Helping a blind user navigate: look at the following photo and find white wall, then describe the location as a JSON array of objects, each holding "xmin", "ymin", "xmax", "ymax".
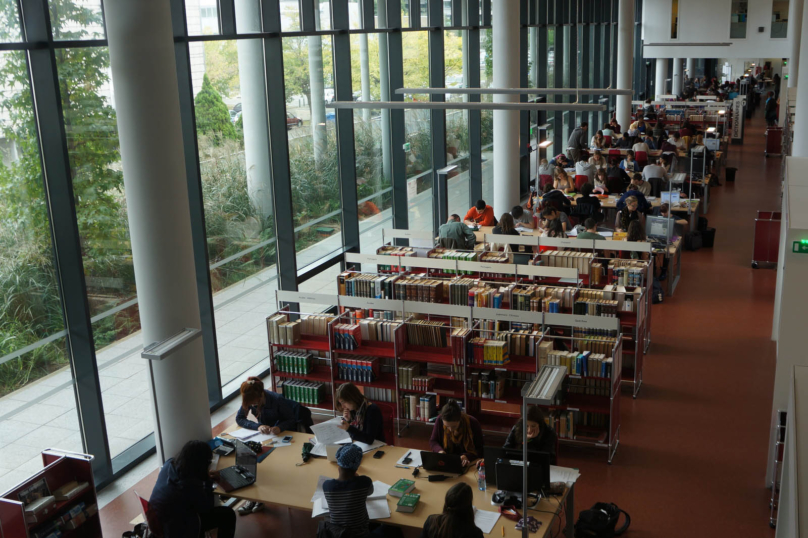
[
  {"xmin": 716, "ymin": 57, "xmax": 783, "ymax": 81},
  {"xmin": 642, "ymin": 0, "xmax": 792, "ymax": 59}
]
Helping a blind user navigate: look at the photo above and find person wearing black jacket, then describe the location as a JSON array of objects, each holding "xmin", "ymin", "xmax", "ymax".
[
  {"xmin": 574, "ymin": 183, "xmax": 603, "ymax": 222},
  {"xmin": 503, "ymin": 405, "xmax": 557, "ymax": 465},
  {"xmin": 420, "ymin": 483, "xmax": 483, "ymax": 538},
  {"xmin": 540, "ymin": 183, "xmax": 572, "ymax": 215},
  {"xmin": 236, "ymin": 377, "xmax": 313, "ymax": 434},
  {"xmin": 336, "ymin": 382, "xmax": 386, "ymax": 444},
  {"xmin": 149, "ymin": 441, "xmax": 236, "ymax": 538}
]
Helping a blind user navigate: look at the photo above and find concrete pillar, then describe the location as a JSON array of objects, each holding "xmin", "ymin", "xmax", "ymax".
[
  {"xmin": 462, "ymin": 0, "xmax": 470, "ymax": 103},
  {"xmin": 655, "ymin": 58, "xmax": 669, "ymax": 99},
  {"xmin": 378, "ymin": 0, "xmax": 392, "ymax": 184},
  {"xmin": 793, "ymin": 0, "xmax": 808, "ymax": 156},
  {"xmin": 102, "ymin": 0, "xmax": 211, "ymax": 462},
  {"xmin": 308, "ymin": 7, "xmax": 327, "ymax": 165},
  {"xmin": 672, "ymin": 58, "xmax": 683, "ymax": 96},
  {"xmin": 686, "ymin": 58, "xmax": 695, "ymax": 81},
  {"xmin": 615, "ymin": 0, "xmax": 635, "ymax": 132},
  {"xmin": 788, "ymin": 0, "xmax": 804, "ymax": 88},
  {"xmin": 235, "ymin": 0, "xmax": 273, "ymax": 219},
  {"xmin": 492, "ymin": 0, "xmax": 520, "ymax": 218},
  {"xmin": 359, "ymin": 34, "xmax": 371, "ymax": 122}
]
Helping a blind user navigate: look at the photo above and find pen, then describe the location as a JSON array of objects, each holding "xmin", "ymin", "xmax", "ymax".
[
  {"xmin": 501, "ymin": 525, "xmax": 505, "ymax": 537},
  {"xmin": 395, "ymin": 465, "xmax": 410, "ymax": 469}
]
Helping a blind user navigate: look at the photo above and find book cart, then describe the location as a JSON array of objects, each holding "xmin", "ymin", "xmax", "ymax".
[{"xmin": 0, "ymin": 449, "xmax": 100, "ymax": 538}]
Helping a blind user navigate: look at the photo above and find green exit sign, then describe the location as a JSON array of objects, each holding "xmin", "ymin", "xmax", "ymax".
[
  {"xmin": 402, "ymin": 142, "xmax": 411, "ymax": 152},
  {"xmin": 793, "ymin": 241, "xmax": 808, "ymax": 254}
]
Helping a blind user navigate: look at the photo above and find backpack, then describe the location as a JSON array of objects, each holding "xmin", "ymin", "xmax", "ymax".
[
  {"xmin": 574, "ymin": 503, "xmax": 631, "ymax": 538},
  {"xmin": 652, "ymin": 279, "xmax": 664, "ymax": 304},
  {"xmin": 684, "ymin": 230, "xmax": 702, "ymax": 251},
  {"xmin": 317, "ymin": 521, "xmax": 350, "ymax": 538}
]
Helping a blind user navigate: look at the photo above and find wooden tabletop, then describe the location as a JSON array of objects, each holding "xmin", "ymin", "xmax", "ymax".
[{"xmin": 215, "ymin": 430, "xmax": 569, "ymax": 538}]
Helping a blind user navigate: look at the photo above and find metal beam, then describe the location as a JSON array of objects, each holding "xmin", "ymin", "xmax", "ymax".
[
  {"xmin": 327, "ymin": 101, "xmax": 606, "ymax": 111},
  {"xmin": 467, "ymin": 0, "xmax": 482, "ymax": 206},
  {"xmin": 428, "ymin": 0, "xmax": 446, "ymax": 236},
  {"xmin": 395, "ymin": 87, "xmax": 634, "ymax": 95}
]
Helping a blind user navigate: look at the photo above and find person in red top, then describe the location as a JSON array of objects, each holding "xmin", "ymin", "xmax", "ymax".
[{"xmin": 463, "ymin": 200, "xmax": 497, "ymax": 226}]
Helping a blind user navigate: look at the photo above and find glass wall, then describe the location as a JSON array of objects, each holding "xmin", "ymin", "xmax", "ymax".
[
  {"xmin": 480, "ymin": 28, "xmax": 493, "ymax": 203},
  {"xmin": 445, "ymin": 28, "xmax": 470, "ymax": 219},
  {"xmin": 771, "ymin": 0, "xmax": 789, "ymax": 38},
  {"xmin": 730, "ymin": 0, "xmax": 748, "ymax": 39}
]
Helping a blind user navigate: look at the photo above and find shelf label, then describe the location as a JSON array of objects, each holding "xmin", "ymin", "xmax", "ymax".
[
  {"xmin": 277, "ymin": 290, "xmax": 339, "ymax": 305},
  {"xmin": 495, "ymin": 400, "xmax": 507, "ymax": 404},
  {"xmin": 426, "ymin": 392, "xmax": 437, "ymax": 396},
  {"xmin": 567, "ymin": 408, "xmax": 579, "ymax": 412}
]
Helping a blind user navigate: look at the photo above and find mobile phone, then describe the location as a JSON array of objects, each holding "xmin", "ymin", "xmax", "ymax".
[
  {"xmin": 373, "ymin": 450, "xmax": 385, "ymax": 459},
  {"xmin": 282, "ymin": 435, "xmax": 293, "ymax": 443}
]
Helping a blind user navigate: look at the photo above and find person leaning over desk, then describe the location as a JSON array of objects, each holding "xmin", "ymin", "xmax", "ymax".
[
  {"xmin": 617, "ymin": 195, "xmax": 642, "ymax": 233},
  {"xmin": 336, "ymin": 382, "xmax": 386, "ymax": 444},
  {"xmin": 149, "ymin": 441, "xmax": 236, "ymax": 538},
  {"xmin": 464, "ymin": 199, "xmax": 497, "ymax": 226},
  {"xmin": 439, "ymin": 214, "xmax": 476, "ymax": 249},
  {"xmin": 323, "ymin": 444, "xmax": 381, "ymax": 538},
  {"xmin": 511, "ymin": 205, "xmax": 535, "ymax": 229},
  {"xmin": 237, "ymin": 376, "xmax": 313, "ymax": 434},
  {"xmin": 577, "ymin": 218, "xmax": 606, "ymax": 241},
  {"xmin": 503, "ymin": 405, "xmax": 558, "ymax": 465},
  {"xmin": 575, "ymin": 183, "xmax": 602, "ymax": 220},
  {"xmin": 430, "ymin": 399, "xmax": 484, "ymax": 468},
  {"xmin": 420, "ymin": 483, "xmax": 483, "ymax": 538},
  {"xmin": 629, "ymin": 173, "xmax": 651, "ymax": 196}
]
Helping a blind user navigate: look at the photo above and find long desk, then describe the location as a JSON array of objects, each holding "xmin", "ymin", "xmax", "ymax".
[{"xmin": 215, "ymin": 431, "xmax": 574, "ymax": 538}]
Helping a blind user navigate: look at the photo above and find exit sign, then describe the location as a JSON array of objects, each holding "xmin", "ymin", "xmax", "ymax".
[{"xmin": 793, "ymin": 241, "xmax": 808, "ymax": 254}]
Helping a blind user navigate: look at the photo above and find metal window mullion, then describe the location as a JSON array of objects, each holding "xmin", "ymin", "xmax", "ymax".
[
  {"xmin": 219, "ymin": 0, "xmax": 236, "ymax": 34},
  {"xmin": 19, "ymin": 0, "xmax": 112, "ymax": 483},
  {"xmin": 332, "ymin": 0, "xmax": 360, "ymax": 253},
  {"xmin": 537, "ymin": 24, "xmax": 548, "ymax": 160},
  {"xmin": 467, "ymin": 0, "xmax": 482, "ymax": 205},
  {"xmin": 451, "ymin": 0, "xmax": 462, "ymax": 26},
  {"xmin": 409, "ymin": 0, "xmax": 421, "ymax": 29},
  {"xmin": 481, "ymin": 0, "xmax": 491, "ymax": 26},
  {"xmin": 299, "ymin": 0, "xmax": 316, "ymax": 32},
  {"xmin": 386, "ymin": 0, "xmax": 408, "ymax": 231},
  {"xmin": 428, "ymin": 0, "xmax": 446, "ymax": 235},
  {"xmin": 552, "ymin": 4, "xmax": 563, "ymax": 151},
  {"xmin": 601, "ymin": 20, "xmax": 611, "ymax": 127},
  {"xmin": 362, "ymin": 0, "xmax": 375, "ymax": 30},
  {"xmin": 170, "ymin": 0, "xmax": 223, "ymax": 406},
  {"xmin": 566, "ymin": 6, "xmax": 576, "ymax": 135},
  {"xmin": 580, "ymin": 9, "xmax": 591, "ymax": 128},
  {"xmin": 519, "ymin": 0, "xmax": 530, "ymax": 198},
  {"xmin": 261, "ymin": 0, "xmax": 298, "ymax": 292}
]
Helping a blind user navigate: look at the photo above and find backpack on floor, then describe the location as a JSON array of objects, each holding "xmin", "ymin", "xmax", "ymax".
[
  {"xmin": 697, "ymin": 216, "xmax": 708, "ymax": 232},
  {"xmin": 684, "ymin": 230, "xmax": 702, "ymax": 251},
  {"xmin": 652, "ymin": 279, "xmax": 664, "ymax": 304},
  {"xmin": 575, "ymin": 503, "xmax": 631, "ymax": 538}
]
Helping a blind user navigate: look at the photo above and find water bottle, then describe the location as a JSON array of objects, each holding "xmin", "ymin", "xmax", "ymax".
[{"xmin": 477, "ymin": 461, "xmax": 486, "ymax": 491}]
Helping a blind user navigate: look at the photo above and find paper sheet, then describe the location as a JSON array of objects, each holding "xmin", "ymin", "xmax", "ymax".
[
  {"xmin": 208, "ymin": 454, "xmax": 220, "ymax": 472},
  {"xmin": 549, "ymin": 465, "xmax": 581, "ymax": 485},
  {"xmin": 396, "ymin": 450, "xmax": 422, "ymax": 467},
  {"xmin": 310, "ymin": 443, "xmax": 328, "ymax": 458},
  {"xmin": 311, "ymin": 418, "xmax": 352, "ymax": 446},
  {"xmin": 368, "ymin": 481, "xmax": 391, "ymax": 500},
  {"xmin": 354, "ymin": 439, "xmax": 386, "ymax": 453},
  {"xmin": 311, "ymin": 475, "xmax": 331, "ymax": 503},
  {"xmin": 228, "ymin": 428, "xmax": 259, "ymax": 440},
  {"xmin": 473, "ymin": 508, "xmax": 502, "ymax": 534},
  {"xmin": 247, "ymin": 432, "xmax": 281, "ymax": 444},
  {"xmin": 312, "ymin": 497, "xmax": 329, "ymax": 517},
  {"xmin": 367, "ymin": 498, "xmax": 392, "ymax": 520}
]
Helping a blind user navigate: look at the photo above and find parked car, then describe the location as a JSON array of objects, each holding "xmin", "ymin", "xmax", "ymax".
[
  {"xmin": 233, "ymin": 102, "xmax": 242, "ymax": 113},
  {"xmin": 287, "ymin": 112, "xmax": 303, "ymax": 128}
]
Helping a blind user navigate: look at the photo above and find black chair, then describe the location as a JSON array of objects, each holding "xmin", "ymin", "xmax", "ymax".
[
  {"xmin": 647, "ymin": 177, "xmax": 669, "ymax": 198},
  {"xmin": 438, "ymin": 237, "xmax": 459, "ymax": 249}
]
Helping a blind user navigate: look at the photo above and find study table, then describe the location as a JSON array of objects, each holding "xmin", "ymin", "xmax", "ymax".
[
  {"xmin": 530, "ymin": 194, "xmax": 700, "ymax": 229},
  {"xmin": 214, "ymin": 430, "xmax": 575, "ymax": 538}
]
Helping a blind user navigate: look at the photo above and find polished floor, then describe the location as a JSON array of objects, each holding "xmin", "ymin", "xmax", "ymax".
[{"xmin": 99, "ymin": 107, "xmax": 781, "ymax": 538}]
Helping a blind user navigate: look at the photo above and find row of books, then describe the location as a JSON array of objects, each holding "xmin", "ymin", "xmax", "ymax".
[
  {"xmin": 297, "ymin": 314, "xmax": 335, "ymax": 337},
  {"xmin": 590, "ymin": 262, "xmax": 605, "ymax": 286},
  {"xmin": 467, "ymin": 371, "xmax": 507, "ymax": 399},
  {"xmin": 573, "ymin": 336, "xmax": 619, "ymax": 356},
  {"xmin": 277, "ymin": 379, "xmax": 327, "ymax": 406},
  {"xmin": 568, "ymin": 376, "xmax": 612, "ymax": 397},
  {"xmin": 397, "ymin": 362, "xmax": 425, "ymax": 391},
  {"xmin": 602, "ymin": 285, "xmax": 642, "ymax": 313},
  {"xmin": 608, "ymin": 259, "xmax": 648, "ymax": 288},
  {"xmin": 404, "ymin": 319, "xmax": 448, "ymax": 347},
  {"xmin": 267, "ymin": 314, "xmax": 302, "ymax": 345},
  {"xmin": 357, "ymin": 319, "xmax": 398, "ymax": 342},
  {"xmin": 376, "ymin": 246, "xmax": 415, "ymax": 272},
  {"xmin": 393, "ymin": 277, "xmax": 445, "ymax": 303},
  {"xmin": 333, "ymin": 323, "xmax": 363, "ymax": 350},
  {"xmin": 447, "ymin": 278, "xmax": 478, "ymax": 306},
  {"xmin": 450, "ymin": 328, "xmax": 471, "ymax": 375},
  {"xmin": 275, "ymin": 350, "xmax": 314, "ymax": 375},
  {"xmin": 468, "ymin": 337, "xmax": 511, "ymax": 366},
  {"xmin": 547, "ymin": 411, "xmax": 608, "ymax": 441},
  {"xmin": 342, "ymin": 308, "xmax": 398, "ymax": 322},
  {"xmin": 512, "ymin": 285, "xmax": 576, "ymax": 312},
  {"xmin": 426, "ymin": 361, "xmax": 462, "ymax": 381},
  {"xmin": 338, "ymin": 272, "xmax": 398, "ymax": 299},
  {"xmin": 399, "ymin": 394, "xmax": 437, "ymax": 422},
  {"xmin": 358, "ymin": 384, "xmax": 395, "ymax": 403},
  {"xmin": 534, "ymin": 250, "xmax": 594, "ymax": 274},
  {"xmin": 572, "ymin": 299, "xmax": 620, "ymax": 317},
  {"xmin": 428, "ymin": 248, "xmax": 481, "ymax": 274},
  {"xmin": 336, "ymin": 357, "xmax": 380, "ymax": 383},
  {"xmin": 548, "ymin": 349, "xmax": 613, "ymax": 379},
  {"xmin": 31, "ymin": 501, "xmax": 98, "ymax": 538}
]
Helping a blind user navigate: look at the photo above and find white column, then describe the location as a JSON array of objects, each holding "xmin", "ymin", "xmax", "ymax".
[
  {"xmin": 103, "ymin": 0, "xmax": 211, "ymax": 462},
  {"xmin": 235, "ymin": 0, "xmax": 273, "ymax": 218},
  {"xmin": 615, "ymin": 0, "xmax": 635, "ymax": 131},
  {"xmin": 655, "ymin": 58, "xmax": 669, "ymax": 99},
  {"xmin": 308, "ymin": 7, "xmax": 327, "ymax": 165},
  {"xmin": 686, "ymin": 58, "xmax": 695, "ymax": 81},
  {"xmin": 793, "ymin": 0, "xmax": 808, "ymax": 156},
  {"xmin": 788, "ymin": 0, "xmax": 804, "ymax": 89},
  {"xmin": 378, "ymin": 0, "xmax": 392, "ymax": 184},
  {"xmin": 359, "ymin": 34, "xmax": 371, "ymax": 121},
  {"xmin": 672, "ymin": 58, "xmax": 683, "ymax": 95},
  {"xmin": 492, "ymin": 0, "xmax": 520, "ymax": 218}
]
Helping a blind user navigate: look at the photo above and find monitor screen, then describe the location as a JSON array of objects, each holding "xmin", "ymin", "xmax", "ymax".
[
  {"xmin": 483, "ymin": 447, "xmax": 550, "ymax": 486},
  {"xmin": 660, "ymin": 191, "xmax": 680, "ymax": 204},
  {"xmin": 646, "ymin": 216, "xmax": 674, "ymax": 241},
  {"xmin": 495, "ymin": 462, "xmax": 548, "ymax": 494}
]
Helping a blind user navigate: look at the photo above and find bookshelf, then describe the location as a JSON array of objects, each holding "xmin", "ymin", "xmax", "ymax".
[{"xmin": 0, "ymin": 449, "xmax": 100, "ymax": 538}]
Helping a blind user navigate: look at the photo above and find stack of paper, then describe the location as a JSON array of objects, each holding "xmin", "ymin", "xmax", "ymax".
[
  {"xmin": 228, "ymin": 428, "xmax": 260, "ymax": 440},
  {"xmin": 311, "ymin": 418, "xmax": 352, "ymax": 445},
  {"xmin": 549, "ymin": 465, "xmax": 581, "ymax": 485},
  {"xmin": 473, "ymin": 507, "xmax": 501, "ymax": 535}
]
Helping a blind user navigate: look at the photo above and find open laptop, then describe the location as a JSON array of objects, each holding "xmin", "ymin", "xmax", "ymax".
[
  {"xmin": 217, "ymin": 440, "xmax": 258, "ymax": 492},
  {"xmin": 420, "ymin": 451, "xmax": 469, "ymax": 475}
]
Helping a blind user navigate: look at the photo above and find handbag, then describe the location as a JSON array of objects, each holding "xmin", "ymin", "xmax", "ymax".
[{"xmin": 574, "ymin": 502, "xmax": 630, "ymax": 538}]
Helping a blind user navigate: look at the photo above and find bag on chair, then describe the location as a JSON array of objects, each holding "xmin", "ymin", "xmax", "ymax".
[{"xmin": 574, "ymin": 502, "xmax": 630, "ymax": 538}]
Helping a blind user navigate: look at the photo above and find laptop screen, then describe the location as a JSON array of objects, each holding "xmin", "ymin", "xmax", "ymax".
[
  {"xmin": 660, "ymin": 191, "xmax": 680, "ymax": 204},
  {"xmin": 235, "ymin": 440, "xmax": 258, "ymax": 476}
]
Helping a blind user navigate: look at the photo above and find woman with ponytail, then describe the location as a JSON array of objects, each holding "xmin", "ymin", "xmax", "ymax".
[
  {"xmin": 429, "ymin": 400, "xmax": 485, "ymax": 468},
  {"xmin": 236, "ymin": 376, "xmax": 313, "ymax": 435},
  {"xmin": 420, "ymin": 483, "xmax": 483, "ymax": 538}
]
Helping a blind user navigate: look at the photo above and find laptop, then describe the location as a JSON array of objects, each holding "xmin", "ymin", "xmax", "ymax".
[
  {"xmin": 420, "ymin": 451, "xmax": 469, "ymax": 475},
  {"xmin": 217, "ymin": 440, "xmax": 258, "ymax": 492}
]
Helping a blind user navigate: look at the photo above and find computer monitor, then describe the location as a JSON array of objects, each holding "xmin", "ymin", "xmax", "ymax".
[
  {"xmin": 495, "ymin": 461, "xmax": 549, "ymax": 495},
  {"xmin": 660, "ymin": 191, "xmax": 680, "ymax": 205},
  {"xmin": 646, "ymin": 215, "xmax": 675, "ymax": 242},
  {"xmin": 483, "ymin": 447, "xmax": 550, "ymax": 485}
]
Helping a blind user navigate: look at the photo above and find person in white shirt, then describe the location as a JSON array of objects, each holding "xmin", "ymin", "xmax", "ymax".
[
  {"xmin": 588, "ymin": 150, "xmax": 607, "ymax": 170},
  {"xmin": 632, "ymin": 140, "xmax": 650, "ymax": 155},
  {"xmin": 667, "ymin": 132, "xmax": 686, "ymax": 150},
  {"xmin": 641, "ymin": 157, "xmax": 669, "ymax": 182},
  {"xmin": 590, "ymin": 131, "xmax": 606, "ymax": 150},
  {"xmin": 601, "ymin": 122, "xmax": 614, "ymax": 138},
  {"xmin": 575, "ymin": 158, "xmax": 596, "ymax": 185}
]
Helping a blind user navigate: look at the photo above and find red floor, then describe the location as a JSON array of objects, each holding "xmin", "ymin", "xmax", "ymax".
[{"xmin": 100, "ymin": 108, "xmax": 780, "ymax": 538}]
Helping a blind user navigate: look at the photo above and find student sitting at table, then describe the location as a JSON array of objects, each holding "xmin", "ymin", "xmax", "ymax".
[
  {"xmin": 237, "ymin": 376, "xmax": 313, "ymax": 434},
  {"xmin": 642, "ymin": 133, "xmax": 657, "ymax": 150},
  {"xmin": 491, "ymin": 213, "xmax": 523, "ymax": 253},
  {"xmin": 511, "ymin": 205, "xmax": 535, "ymax": 229},
  {"xmin": 503, "ymin": 405, "xmax": 558, "ymax": 464},
  {"xmin": 593, "ymin": 168, "xmax": 609, "ymax": 194},
  {"xmin": 575, "ymin": 157, "xmax": 596, "ymax": 184},
  {"xmin": 323, "ymin": 444, "xmax": 378, "ymax": 538},
  {"xmin": 336, "ymin": 382, "xmax": 386, "ymax": 444},
  {"xmin": 601, "ymin": 122, "xmax": 614, "ymax": 138},
  {"xmin": 609, "ymin": 117, "xmax": 621, "ymax": 134},
  {"xmin": 540, "ymin": 206, "xmax": 570, "ymax": 234},
  {"xmin": 575, "ymin": 183, "xmax": 602, "ymax": 220},
  {"xmin": 652, "ymin": 119, "xmax": 666, "ymax": 143},
  {"xmin": 590, "ymin": 130, "xmax": 606, "ymax": 149},
  {"xmin": 629, "ymin": 173, "xmax": 651, "ymax": 196},
  {"xmin": 430, "ymin": 399, "xmax": 484, "ymax": 467},
  {"xmin": 439, "ymin": 214, "xmax": 476, "ymax": 249},
  {"xmin": 553, "ymin": 167, "xmax": 574, "ymax": 193},
  {"xmin": 642, "ymin": 98, "xmax": 656, "ymax": 120},
  {"xmin": 464, "ymin": 199, "xmax": 497, "ymax": 226},
  {"xmin": 667, "ymin": 132, "xmax": 686, "ymax": 151},
  {"xmin": 655, "ymin": 203, "xmax": 688, "ymax": 227},
  {"xmin": 149, "ymin": 441, "xmax": 236, "ymax": 538},
  {"xmin": 628, "ymin": 117, "xmax": 647, "ymax": 134},
  {"xmin": 577, "ymin": 218, "xmax": 606, "ymax": 241},
  {"xmin": 605, "ymin": 158, "xmax": 630, "ymax": 192},
  {"xmin": 588, "ymin": 150, "xmax": 607, "ymax": 170},
  {"xmin": 540, "ymin": 183, "xmax": 572, "ymax": 215},
  {"xmin": 641, "ymin": 157, "xmax": 669, "ymax": 182},
  {"xmin": 617, "ymin": 195, "xmax": 642, "ymax": 232},
  {"xmin": 632, "ymin": 137, "xmax": 650, "ymax": 155},
  {"xmin": 549, "ymin": 153, "xmax": 570, "ymax": 168},
  {"xmin": 420, "ymin": 483, "xmax": 483, "ymax": 538},
  {"xmin": 537, "ymin": 158, "xmax": 554, "ymax": 180},
  {"xmin": 540, "ymin": 219, "xmax": 567, "ymax": 252},
  {"xmin": 619, "ymin": 150, "xmax": 639, "ymax": 173},
  {"xmin": 614, "ymin": 132, "xmax": 632, "ymax": 149},
  {"xmin": 626, "ymin": 220, "xmax": 650, "ymax": 260}
]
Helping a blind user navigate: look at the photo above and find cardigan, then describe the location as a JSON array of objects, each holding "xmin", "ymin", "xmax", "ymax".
[{"xmin": 429, "ymin": 414, "xmax": 485, "ymax": 460}]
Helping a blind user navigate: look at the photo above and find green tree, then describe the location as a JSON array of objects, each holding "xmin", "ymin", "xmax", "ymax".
[
  {"xmin": 204, "ymin": 40, "xmax": 240, "ymax": 97},
  {"xmin": 195, "ymin": 74, "xmax": 237, "ymax": 144}
]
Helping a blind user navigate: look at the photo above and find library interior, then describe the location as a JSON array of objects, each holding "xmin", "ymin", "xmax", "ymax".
[{"xmin": 3, "ymin": 0, "xmax": 808, "ymax": 537}]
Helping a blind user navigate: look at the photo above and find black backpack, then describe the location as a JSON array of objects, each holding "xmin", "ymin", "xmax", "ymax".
[
  {"xmin": 652, "ymin": 279, "xmax": 664, "ymax": 304},
  {"xmin": 575, "ymin": 503, "xmax": 631, "ymax": 538},
  {"xmin": 684, "ymin": 230, "xmax": 702, "ymax": 251}
]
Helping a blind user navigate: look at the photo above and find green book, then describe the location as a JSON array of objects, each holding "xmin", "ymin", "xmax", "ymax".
[
  {"xmin": 388, "ymin": 478, "xmax": 416, "ymax": 498},
  {"xmin": 396, "ymin": 493, "xmax": 420, "ymax": 513}
]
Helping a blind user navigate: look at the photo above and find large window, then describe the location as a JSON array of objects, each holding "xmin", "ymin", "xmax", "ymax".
[
  {"xmin": 480, "ymin": 28, "xmax": 494, "ymax": 203},
  {"xmin": 670, "ymin": 0, "xmax": 679, "ymax": 39},
  {"xmin": 772, "ymin": 0, "xmax": 790, "ymax": 38},
  {"xmin": 445, "ymin": 29, "xmax": 470, "ymax": 220},
  {"xmin": 730, "ymin": 0, "xmax": 748, "ymax": 39}
]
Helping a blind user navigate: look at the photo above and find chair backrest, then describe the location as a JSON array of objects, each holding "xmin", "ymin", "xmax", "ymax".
[
  {"xmin": 608, "ymin": 149, "xmax": 622, "ymax": 157},
  {"xmin": 575, "ymin": 175, "xmax": 589, "ymax": 190},
  {"xmin": 438, "ymin": 237, "xmax": 459, "ymax": 249},
  {"xmin": 135, "ymin": 491, "xmax": 163, "ymax": 538},
  {"xmin": 373, "ymin": 401, "xmax": 397, "ymax": 446},
  {"xmin": 604, "ymin": 135, "xmax": 612, "ymax": 145},
  {"xmin": 539, "ymin": 174, "xmax": 553, "ymax": 189},
  {"xmin": 647, "ymin": 177, "xmax": 668, "ymax": 198},
  {"xmin": 635, "ymin": 150, "xmax": 648, "ymax": 163}
]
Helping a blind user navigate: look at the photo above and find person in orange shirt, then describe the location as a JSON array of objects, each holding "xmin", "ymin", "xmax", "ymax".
[{"xmin": 463, "ymin": 200, "xmax": 497, "ymax": 226}]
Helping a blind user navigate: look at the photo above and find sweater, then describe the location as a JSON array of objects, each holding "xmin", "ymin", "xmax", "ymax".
[
  {"xmin": 464, "ymin": 205, "xmax": 497, "ymax": 226},
  {"xmin": 323, "ymin": 476, "xmax": 373, "ymax": 538},
  {"xmin": 149, "ymin": 459, "xmax": 214, "ymax": 538},
  {"xmin": 429, "ymin": 415, "xmax": 485, "ymax": 460},
  {"xmin": 347, "ymin": 402, "xmax": 386, "ymax": 444},
  {"xmin": 503, "ymin": 425, "xmax": 559, "ymax": 465},
  {"xmin": 236, "ymin": 390, "xmax": 301, "ymax": 432},
  {"xmin": 439, "ymin": 221, "xmax": 476, "ymax": 249}
]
